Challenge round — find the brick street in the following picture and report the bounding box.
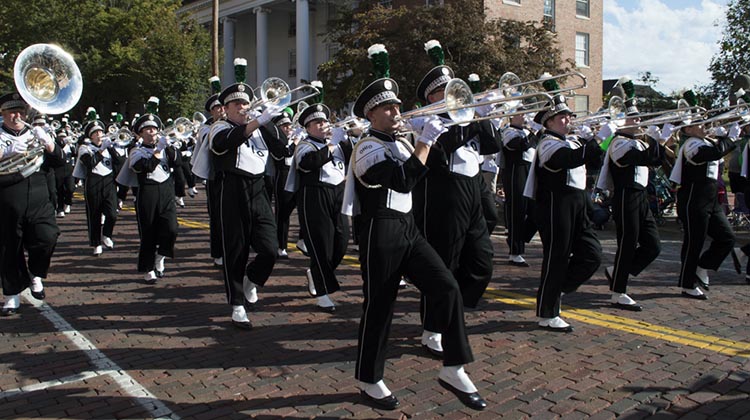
[1,186,750,419]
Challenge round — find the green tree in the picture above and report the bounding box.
[317,0,572,112]
[0,0,210,121]
[705,0,749,106]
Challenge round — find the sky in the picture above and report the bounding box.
[603,0,731,94]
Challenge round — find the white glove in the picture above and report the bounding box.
[1,140,27,158]
[32,126,54,148]
[645,125,661,141]
[290,126,305,143]
[574,125,594,141]
[728,122,741,141]
[329,127,346,145]
[406,116,427,134]
[256,104,284,126]
[99,137,113,151]
[660,123,678,141]
[416,116,447,147]
[476,92,503,117]
[709,126,727,138]
[155,136,168,152]
[524,114,543,132]
[595,122,617,141]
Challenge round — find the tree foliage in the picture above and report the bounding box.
[705,0,750,106]
[317,0,572,113]
[0,0,210,121]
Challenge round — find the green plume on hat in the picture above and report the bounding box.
[311,80,324,104]
[683,90,698,107]
[146,96,159,114]
[234,58,247,83]
[367,44,390,79]
[209,76,221,94]
[115,113,123,123]
[540,72,559,92]
[86,107,97,121]
[467,73,481,94]
[282,107,294,118]
[424,40,445,66]
[617,76,635,99]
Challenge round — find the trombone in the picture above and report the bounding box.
[484,71,588,102]
[443,91,554,128]
[249,77,320,111]
[395,78,476,126]
[677,99,748,129]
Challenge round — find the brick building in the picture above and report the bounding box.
[180,0,602,112]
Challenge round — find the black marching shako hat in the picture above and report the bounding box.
[219,58,255,106]
[205,76,222,112]
[84,120,105,138]
[353,78,402,119]
[273,107,294,127]
[535,94,574,126]
[417,65,454,104]
[298,103,331,127]
[617,76,640,117]
[133,96,163,133]
[0,92,26,112]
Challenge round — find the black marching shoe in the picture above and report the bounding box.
[1,307,18,316]
[612,302,642,312]
[359,390,400,410]
[681,291,708,300]
[438,379,487,411]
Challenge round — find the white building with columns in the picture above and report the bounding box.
[179,0,340,91]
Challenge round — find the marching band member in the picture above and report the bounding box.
[0,92,63,315]
[285,103,351,312]
[192,76,225,267]
[413,41,498,357]
[502,112,539,267]
[54,128,76,218]
[596,87,671,311]
[129,99,180,284]
[74,119,121,256]
[670,91,738,299]
[523,92,605,332]
[344,44,486,411]
[266,109,298,259]
[209,58,283,330]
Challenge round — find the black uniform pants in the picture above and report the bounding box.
[416,174,493,310]
[84,175,118,247]
[274,166,296,250]
[536,189,601,318]
[355,216,473,383]
[113,162,129,202]
[610,188,661,293]
[54,165,74,211]
[0,173,59,295]
[206,178,223,259]
[298,184,348,296]
[676,182,735,288]
[218,172,278,306]
[136,180,178,272]
[503,163,537,255]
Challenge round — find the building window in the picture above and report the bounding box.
[576,0,590,18]
[379,0,392,8]
[426,0,444,5]
[543,0,555,32]
[503,0,521,5]
[575,32,589,67]
[574,95,589,114]
[288,14,296,37]
[289,50,296,78]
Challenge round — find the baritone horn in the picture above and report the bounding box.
[0,43,83,177]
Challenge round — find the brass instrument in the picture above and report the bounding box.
[0,44,82,177]
[396,78,476,127]
[249,77,321,110]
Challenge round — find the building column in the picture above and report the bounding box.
[254,7,270,86]
[222,17,236,84]
[295,0,310,86]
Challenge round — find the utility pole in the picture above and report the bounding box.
[212,0,219,76]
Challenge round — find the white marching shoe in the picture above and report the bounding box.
[421,330,443,357]
[243,276,258,304]
[306,269,317,296]
[56,211,65,218]
[610,293,642,311]
[538,316,573,332]
[189,187,199,196]
[30,277,45,300]
[144,270,158,284]
[681,287,707,300]
[231,305,252,330]
[2,294,20,316]
[64,204,71,214]
[296,239,308,256]
[93,245,103,256]
[213,257,223,267]
[277,248,289,259]
[176,197,185,208]
[155,254,166,277]
[316,294,336,312]
[102,236,114,249]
